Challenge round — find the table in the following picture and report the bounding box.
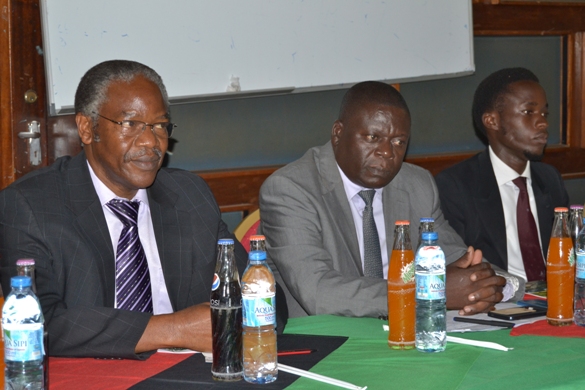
[285,315,585,390]
[48,315,585,390]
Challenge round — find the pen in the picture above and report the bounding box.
[453,317,515,329]
[277,349,316,356]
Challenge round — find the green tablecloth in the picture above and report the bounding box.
[284,315,585,390]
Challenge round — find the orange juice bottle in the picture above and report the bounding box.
[547,207,575,326]
[387,220,415,349]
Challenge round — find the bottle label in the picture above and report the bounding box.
[242,293,276,327]
[415,245,445,300]
[415,273,445,300]
[401,262,415,284]
[569,248,576,267]
[3,323,44,362]
[577,252,585,279]
[211,273,220,291]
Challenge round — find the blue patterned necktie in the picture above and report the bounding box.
[106,199,153,313]
[358,190,384,278]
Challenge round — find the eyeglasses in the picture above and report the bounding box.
[92,112,175,138]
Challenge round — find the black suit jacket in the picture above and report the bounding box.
[435,149,569,273]
[0,151,249,359]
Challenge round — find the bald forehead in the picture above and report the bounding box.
[339,81,410,122]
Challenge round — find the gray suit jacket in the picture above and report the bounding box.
[259,141,473,318]
[0,151,247,359]
[435,149,569,273]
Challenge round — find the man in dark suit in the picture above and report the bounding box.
[0,60,249,359]
[436,68,569,283]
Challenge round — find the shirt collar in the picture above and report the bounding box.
[336,164,383,201]
[489,145,532,187]
[87,161,149,207]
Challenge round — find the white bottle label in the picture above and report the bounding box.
[415,246,446,300]
[576,252,585,279]
[242,293,276,327]
[3,323,44,362]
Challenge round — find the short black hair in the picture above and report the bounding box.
[338,81,410,122]
[472,67,539,136]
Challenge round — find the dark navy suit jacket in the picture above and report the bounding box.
[435,149,569,273]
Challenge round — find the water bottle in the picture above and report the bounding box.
[417,218,434,250]
[415,231,446,353]
[2,276,44,390]
[14,259,48,389]
[569,205,584,251]
[16,260,36,295]
[574,218,585,327]
[249,235,266,252]
[210,239,243,381]
[241,250,277,384]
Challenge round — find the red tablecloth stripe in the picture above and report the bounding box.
[511,319,585,338]
[48,353,193,389]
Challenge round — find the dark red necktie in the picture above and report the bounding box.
[513,177,546,281]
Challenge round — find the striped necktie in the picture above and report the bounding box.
[358,189,384,278]
[106,199,153,313]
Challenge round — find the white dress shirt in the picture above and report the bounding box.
[489,146,543,282]
[337,166,389,279]
[88,163,173,314]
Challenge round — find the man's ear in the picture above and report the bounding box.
[482,110,499,133]
[76,113,94,145]
[331,120,343,147]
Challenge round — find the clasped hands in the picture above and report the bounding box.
[446,247,506,316]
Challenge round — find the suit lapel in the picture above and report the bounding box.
[147,171,188,311]
[65,151,116,306]
[531,166,554,253]
[475,150,508,268]
[383,178,410,242]
[319,142,363,275]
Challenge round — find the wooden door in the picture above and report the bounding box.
[0,0,80,190]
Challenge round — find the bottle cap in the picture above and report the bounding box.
[16,259,35,266]
[570,204,584,210]
[395,220,410,225]
[422,232,438,241]
[217,238,234,245]
[249,250,267,261]
[419,218,434,223]
[554,207,568,213]
[249,235,265,241]
[11,276,32,288]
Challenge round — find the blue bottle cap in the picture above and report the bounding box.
[420,218,434,223]
[249,250,266,261]
[217,238,234,245]
[422,232,438,241]
[11,276,32,288]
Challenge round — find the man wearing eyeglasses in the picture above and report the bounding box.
[0,60,251,359]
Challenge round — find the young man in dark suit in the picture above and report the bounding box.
[436,68,569,284]
[0,60,254,359]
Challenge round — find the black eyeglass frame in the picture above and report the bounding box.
[92,111,176,138]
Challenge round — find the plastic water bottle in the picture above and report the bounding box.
[417,218,434,250]
[574,218,585,327]
[415,231,446,353]
[569,205,584,251]
[210,239,243,381]
[2,276,44,389]
[241,250,277,384]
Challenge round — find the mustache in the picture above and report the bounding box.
[124,147,163,162]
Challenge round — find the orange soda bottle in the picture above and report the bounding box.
[387,220,415,349]
[546,207,575,326]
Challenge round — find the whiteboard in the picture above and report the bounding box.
[40,0,474,114]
